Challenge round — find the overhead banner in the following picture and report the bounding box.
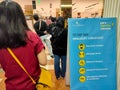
[68,18,117,90]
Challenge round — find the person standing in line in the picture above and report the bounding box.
[0,1,47,90]
[48,17,56,35]
[45,16,52,26]
[33,14,54,58]
[50,16,67,79]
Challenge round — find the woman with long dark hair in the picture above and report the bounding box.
[50,16,67,79]
[0,1,47,90]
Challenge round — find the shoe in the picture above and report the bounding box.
[61,77,64,80]
[57,76,64,80]
[57,77,61,80]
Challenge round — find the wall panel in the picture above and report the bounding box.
[103,0,120,90]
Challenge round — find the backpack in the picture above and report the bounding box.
[50,26,64,49]
[48,23,56,34]
[51,26,63,38]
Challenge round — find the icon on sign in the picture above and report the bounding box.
[79,68,86,74]
[79,60,86,66]
[79,76,86,83]
[78,43,85,50]
[78,51,85,58]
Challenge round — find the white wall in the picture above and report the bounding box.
[103,0,120,90]
[35,0,60,17]
[0,0,60,17]
[72,0,103,18]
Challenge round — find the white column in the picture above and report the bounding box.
[103,0,120,90]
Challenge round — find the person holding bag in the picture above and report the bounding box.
[33,14,54,58]
[0,1,50,90]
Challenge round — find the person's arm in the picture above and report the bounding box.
[37,48,47,66]
[0,64,1,68]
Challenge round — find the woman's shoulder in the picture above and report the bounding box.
[26,30,40,41]
[27,30,37,35]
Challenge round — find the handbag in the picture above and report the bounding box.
[36,67,53,89]
[7,48,53,90]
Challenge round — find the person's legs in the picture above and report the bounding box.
[44,35,53,57]
[54,55,61,79]
[61,55,67,78]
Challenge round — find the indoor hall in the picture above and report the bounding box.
[0,0,120,90]
[0,0,70,89]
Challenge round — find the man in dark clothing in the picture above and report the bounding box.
[33,14,54,57]
[33,14,47,36]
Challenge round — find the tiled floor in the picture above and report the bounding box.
[0,49,70,90]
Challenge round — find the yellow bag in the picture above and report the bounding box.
[36,67,53,90]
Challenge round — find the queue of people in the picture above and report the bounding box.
[0,0,68,90]
[33,14,68,80]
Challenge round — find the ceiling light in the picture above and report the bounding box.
[61,4,72,8]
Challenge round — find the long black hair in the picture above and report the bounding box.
[0,1,30,49]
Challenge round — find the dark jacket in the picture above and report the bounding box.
[47,17,56,34]
[51,28,67,55]
[50,17,67,56]
[48,22,56,34]
[34,20,48,36]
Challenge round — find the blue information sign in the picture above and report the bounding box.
[68,18,117,90]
